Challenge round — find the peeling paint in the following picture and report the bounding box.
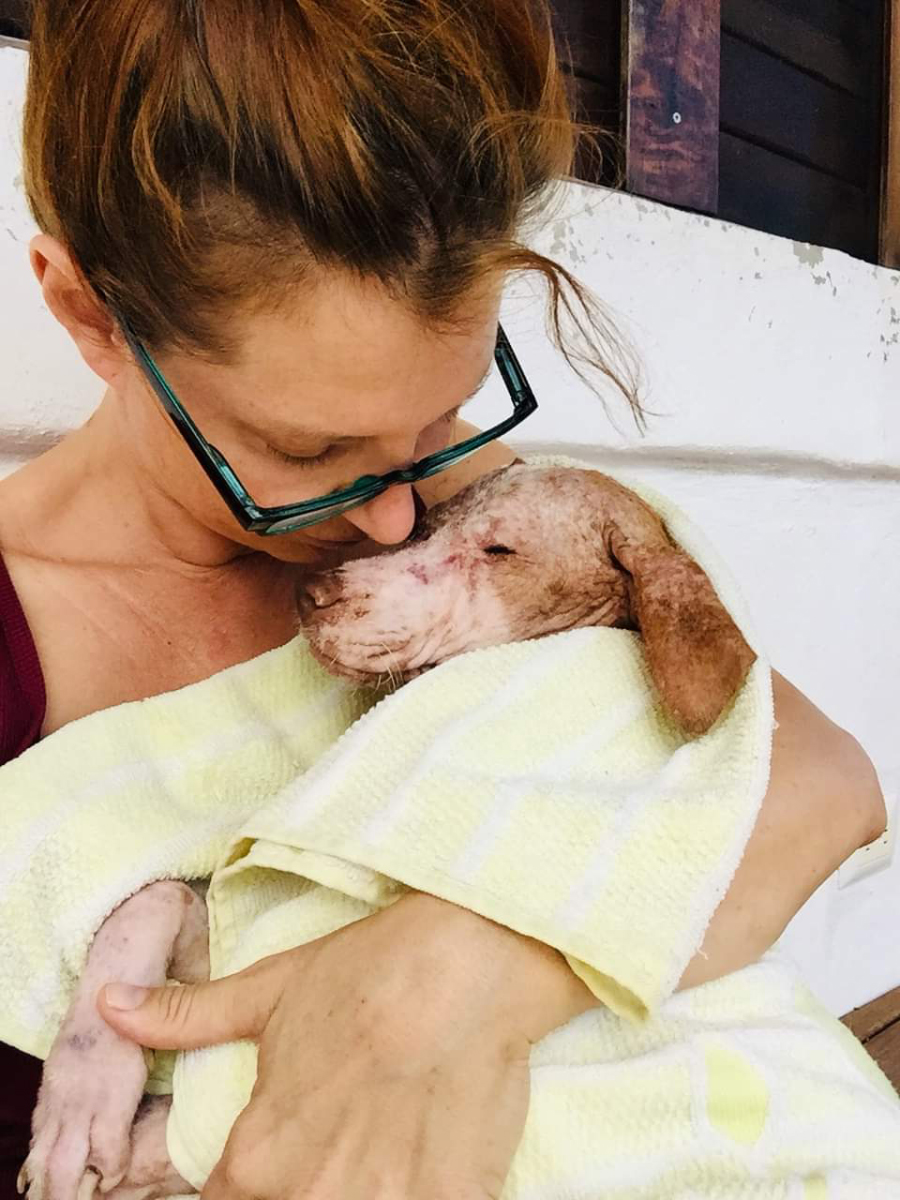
[812,269,838,297]
[792,242,825,270]
[548,217,571,260]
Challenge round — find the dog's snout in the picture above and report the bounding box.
[299,574,345,615]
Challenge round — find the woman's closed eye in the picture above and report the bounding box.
[266,443,343,469]
[266,406,462,470]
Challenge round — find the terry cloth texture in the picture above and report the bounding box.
[1,456,898,1197]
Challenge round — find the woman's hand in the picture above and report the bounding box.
[98,892,595,1200]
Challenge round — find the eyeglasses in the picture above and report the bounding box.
[107,302,538,535]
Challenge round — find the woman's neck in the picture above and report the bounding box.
[0,396,278,577]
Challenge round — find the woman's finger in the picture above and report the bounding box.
[95,952,290,1050]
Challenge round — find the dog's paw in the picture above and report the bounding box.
[19,1020,148,1200]
[102,1097,196,1200]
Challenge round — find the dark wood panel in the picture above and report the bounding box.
[624,0,721,215]
[879,0,900,265]
[718,131,875,260]
[550,0,621,85]
[722,0,874,96]
[842,986,900,1042]
[720,32,871,186]
[566,73,624,187]
[0,0,28,39]
[841,0,880,14]
[866,1024,900,1093]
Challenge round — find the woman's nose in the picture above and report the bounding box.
[344,483,419,545]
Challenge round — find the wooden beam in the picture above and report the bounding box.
[564,73,624,189]
[880,0,900,266]
[865,1023,900,1092]
[550,1,623,187]
[551,0,621,85]
[624,0,721,214]
[842,985,900,1044]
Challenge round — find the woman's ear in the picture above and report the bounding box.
[29,234,128,384]
[608,528,757,736]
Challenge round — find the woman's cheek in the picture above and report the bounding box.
[414,417,456,460]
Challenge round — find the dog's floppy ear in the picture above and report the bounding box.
[607,527,757,737]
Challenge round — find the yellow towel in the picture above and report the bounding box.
[2,456,898,1197]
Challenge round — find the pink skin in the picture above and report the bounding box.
[24,465,755,1200]
[21,882,208,1200]
[299,464,756,735]
[298,464,634,682]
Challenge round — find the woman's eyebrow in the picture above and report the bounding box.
[272,360,494,445]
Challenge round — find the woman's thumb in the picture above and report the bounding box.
[96,957,286,1050]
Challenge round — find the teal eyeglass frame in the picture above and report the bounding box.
[108,301,538,536]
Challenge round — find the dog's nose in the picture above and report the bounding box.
[300,574,345,614]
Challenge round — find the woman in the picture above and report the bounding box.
[0,1,885,1197]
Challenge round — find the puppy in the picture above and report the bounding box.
[21,464,755,1200]
[300,464,755,736]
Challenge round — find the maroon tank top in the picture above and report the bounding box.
[0,553,46,1199]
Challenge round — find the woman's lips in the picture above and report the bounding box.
[306,534,368,549]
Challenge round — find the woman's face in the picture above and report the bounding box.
[121,273,505,566]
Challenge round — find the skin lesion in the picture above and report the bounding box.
[65,1031,99,1053]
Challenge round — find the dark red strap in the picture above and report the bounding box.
[0,552,45,763]
[0,555,46,1188]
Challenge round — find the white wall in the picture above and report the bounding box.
[2,42,898,1016]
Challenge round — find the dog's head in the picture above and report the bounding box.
[298,465,756,735]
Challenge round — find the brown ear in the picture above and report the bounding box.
[608,530,757,737]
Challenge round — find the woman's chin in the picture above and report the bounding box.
[258,536,370,568]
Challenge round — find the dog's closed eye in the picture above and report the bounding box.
[484,544,516,556]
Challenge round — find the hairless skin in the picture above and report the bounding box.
[301,465,756,736]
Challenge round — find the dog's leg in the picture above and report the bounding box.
[20,881,209,1200]
[100,1096,196,1200]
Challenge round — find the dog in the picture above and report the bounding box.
[21,463,755,1200]
[299,464,755,736]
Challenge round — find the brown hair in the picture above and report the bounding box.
[22,0,643,423]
